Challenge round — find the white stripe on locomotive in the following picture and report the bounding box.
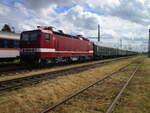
[21,48,93,53]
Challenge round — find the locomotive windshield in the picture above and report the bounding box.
[21,32,40,41]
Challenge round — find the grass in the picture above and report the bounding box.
[0,56,140,113]
[50,58,141,113]
[0,59,19,65]
[112,57,150,113]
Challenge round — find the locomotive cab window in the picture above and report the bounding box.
[30,32,39,41]
[21,32,40,41]
[21,33,29,41]
[45,33,50,40]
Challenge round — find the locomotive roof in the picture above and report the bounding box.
[22,29,89,41]
[0,31,20,40]
[53,31,89,41]
[35,26,89,41]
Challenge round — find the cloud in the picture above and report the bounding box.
[51,5,147,43]
[22,0,74,10]
[21,0,83,16]
[14,2,30,16]
[20,0,85,17]
[0,0,149,52]
[109,0,150,25]
[87,0,150,26]
[61,5,99,30]
[87,0,120,9]
[0,4,10,16]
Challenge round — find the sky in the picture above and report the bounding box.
[0,0,149,52]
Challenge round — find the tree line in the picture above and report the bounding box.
[1,24,15,33]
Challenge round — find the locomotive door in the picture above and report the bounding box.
[44,33,53,48]
[53,35,58,57]
[44,33,53,57]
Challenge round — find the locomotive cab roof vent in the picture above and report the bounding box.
[37,26,53,31]
[77,35,89,41]
[77,35,83,37]
[58,30,64,34]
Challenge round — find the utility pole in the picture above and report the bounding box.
[148,29,150,57]
[120,39,122,49]
[98,24,100,42]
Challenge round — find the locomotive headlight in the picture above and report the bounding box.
[34,48,37,52]
[20,49,22,52]
[31,48,34,52]
[33,48,38,52]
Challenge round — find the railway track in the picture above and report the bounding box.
[39,57,143,113]
[0,61,29,76]
[0,60,91,76]
[0,56,134,93]
[0,65,27,76]
[0,59,108,76]
[0,56,134,77]
[105,65,141,113]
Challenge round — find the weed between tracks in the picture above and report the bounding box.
[0,57,139,113]
[112,57,150,113]
[50,60,140,113]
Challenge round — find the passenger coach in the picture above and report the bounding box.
[0,31,20,61]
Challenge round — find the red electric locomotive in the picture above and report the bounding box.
[20,26,93,65]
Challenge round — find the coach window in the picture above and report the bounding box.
[3,40,8,48]
[8,40,14,48]
[0,39,3,48]
[45,33,50,40]
[14,40,19,48]
[0,39,4,48]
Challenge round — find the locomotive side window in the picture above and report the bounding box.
[45,33,50,40]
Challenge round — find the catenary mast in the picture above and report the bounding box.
[148,29,150,57]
